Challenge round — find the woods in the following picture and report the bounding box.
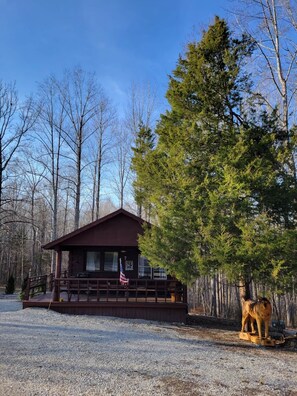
[0,68,133,285]
[0,3,296,325]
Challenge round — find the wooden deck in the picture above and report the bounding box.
[23,276,188,323]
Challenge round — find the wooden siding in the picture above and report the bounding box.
[23,300,188,323]
[69,249,84,276]
[43,210,146,249]
[63,214,142,246]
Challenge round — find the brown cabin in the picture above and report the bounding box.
[43,208,166,281]
[23,209,188,323]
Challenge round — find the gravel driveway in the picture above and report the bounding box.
[0,298,296,396]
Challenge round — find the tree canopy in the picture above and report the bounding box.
[133,17,297,297]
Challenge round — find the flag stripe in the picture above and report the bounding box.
[119,260,129,285]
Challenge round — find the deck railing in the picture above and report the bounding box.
[24,274,186,304]
[24,275,48,300]
[54,277,186,304]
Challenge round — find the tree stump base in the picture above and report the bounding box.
[239,331,284,347]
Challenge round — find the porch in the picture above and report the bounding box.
[23,274,188,323]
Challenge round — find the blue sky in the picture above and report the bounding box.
[0,0,227,114]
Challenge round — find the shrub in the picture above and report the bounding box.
[5,274,15,294]
[19,275,29,300]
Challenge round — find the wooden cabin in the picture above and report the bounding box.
[23,209,188,322]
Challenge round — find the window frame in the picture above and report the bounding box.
[104,251,119,272]
[85,251,101,272]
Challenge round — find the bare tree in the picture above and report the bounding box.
[56,68,103,230]
[125,81,157,135]
[0,168,28,285]
[22,158,46,275]
[124,82,158,216]
[232,0,297,177]
[34,76,68,242]
[62,180,72,235]
[111,125,133,209]
[89,95,116,220]
[0,81,37,224]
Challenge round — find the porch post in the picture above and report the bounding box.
[53,248,62,301]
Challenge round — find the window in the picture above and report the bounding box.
[86,251,101,271]
[138,256,167,279]
[138,256,152,278]
[104,252,118,272]
[153,268,167,279]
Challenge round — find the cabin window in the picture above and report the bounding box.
[138,255,167,279]
[138,256,152,278]
[104,251,118,272]
[86,251,101,271]
[153,268,167,279]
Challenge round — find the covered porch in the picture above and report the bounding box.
[23,274,188,322]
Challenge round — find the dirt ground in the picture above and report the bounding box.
[183,314,297,351]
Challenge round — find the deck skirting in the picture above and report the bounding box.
[23,300,188,323]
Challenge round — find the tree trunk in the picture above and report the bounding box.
[95,144,102,219]
[211,274,217,317]
[74,130,82,230]
[239,277,251,301]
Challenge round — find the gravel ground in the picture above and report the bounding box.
[0,298,296,396]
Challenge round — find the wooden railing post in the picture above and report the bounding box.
[53,249,62,301]
[48,273,54,291]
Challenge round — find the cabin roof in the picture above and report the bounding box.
[43,208,149,250]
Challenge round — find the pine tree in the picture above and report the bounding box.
[137,17,297,297]
[131,122,155,218]
[5,274,15,294]
[138,17,252,282]
[197,111,297,295]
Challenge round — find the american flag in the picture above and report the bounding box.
[119,259,129,286]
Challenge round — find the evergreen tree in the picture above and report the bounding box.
[196,111,297,295]
[131,122,155,218]
[137,17,297,297]
[19,275,29,300]
[5,274,15,294]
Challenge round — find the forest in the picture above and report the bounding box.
[1,1,296,324]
